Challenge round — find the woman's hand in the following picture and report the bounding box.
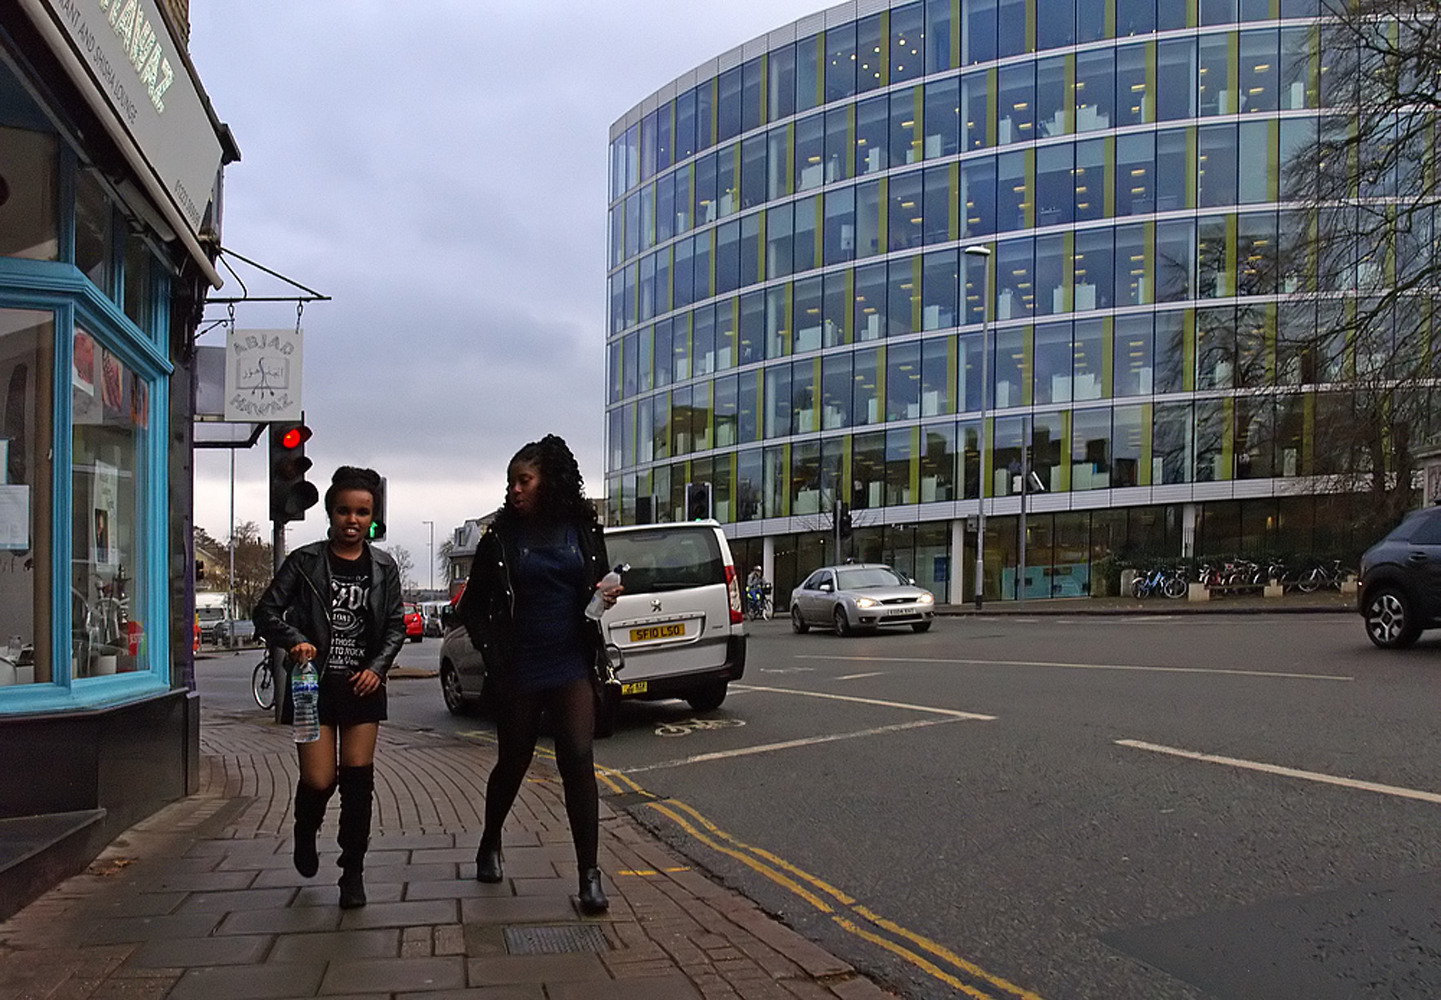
[290,641,318,664]
[601,583,624,609]
[351,668,383,697]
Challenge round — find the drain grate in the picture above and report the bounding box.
[504,924,609,955]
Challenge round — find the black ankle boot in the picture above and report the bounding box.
[475,842,503,883]
[337,765,373,909]
[578,867,608,914]
[292,782,334,878]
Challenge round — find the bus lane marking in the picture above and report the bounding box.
[1117,739,1441,805]
[796,654,1352,682]
[837,671,886,680]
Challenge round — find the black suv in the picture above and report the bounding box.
[1358,506,1441,648]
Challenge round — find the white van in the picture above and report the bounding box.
[438,520,747,735]
[195,592,230,644]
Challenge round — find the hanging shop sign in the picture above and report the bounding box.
[224,328,304,422]
[19,0,226,281]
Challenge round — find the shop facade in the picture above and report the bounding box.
[604,0,1419,602]
[0,0,235,916]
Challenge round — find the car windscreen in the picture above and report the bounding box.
[836,567,907,589]
[606,527,726,594]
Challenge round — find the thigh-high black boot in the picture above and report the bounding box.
[337,764,374,908]
[292,781,335,877]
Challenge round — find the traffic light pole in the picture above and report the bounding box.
[270,518,286,722]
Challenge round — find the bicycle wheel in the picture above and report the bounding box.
[252,659,275,710]
[761,595,774,621]
[1296,567,1322,594]
[1163,575,1188,599]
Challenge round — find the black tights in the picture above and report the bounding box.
[480,677,598,869]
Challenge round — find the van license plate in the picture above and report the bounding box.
[621,680,648,695]
[629,623,686,643]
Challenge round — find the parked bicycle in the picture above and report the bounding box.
[1296,559,1351,593]
[1129,566,1188,599]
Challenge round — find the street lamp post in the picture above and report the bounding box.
[963,244,992,610]
[422,520,434,595]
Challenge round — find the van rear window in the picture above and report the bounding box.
[607,527,725,594]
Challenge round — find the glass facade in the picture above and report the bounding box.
[606,0,1415,600]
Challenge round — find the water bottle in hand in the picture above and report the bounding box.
[585,563,629,620]
[292,659,320,743]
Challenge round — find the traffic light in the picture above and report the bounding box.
[367,476,387,541]
[685,482,712,520]
[268,421,318,523]
[837,502,853,539]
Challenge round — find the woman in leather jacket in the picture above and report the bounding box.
[254,466,404,909]
[457,435,620,914]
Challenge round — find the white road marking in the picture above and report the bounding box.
[795,654,1352,682]
[837,671,886,681]
[613,718,971,774]
[733,683,996,719]
[1117,739,1441,805]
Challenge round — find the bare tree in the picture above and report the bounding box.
[1273,1,1441,538]
[384,545,415,596]
[210,521,272,616]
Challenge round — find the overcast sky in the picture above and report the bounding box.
[186,1,823,587]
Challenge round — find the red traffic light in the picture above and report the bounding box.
[279,425,312,450]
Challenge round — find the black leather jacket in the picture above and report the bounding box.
[456,514,608,676]
[253,540,405,679]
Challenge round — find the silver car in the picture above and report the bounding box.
[789,563,935,636]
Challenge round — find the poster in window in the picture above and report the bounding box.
[92,460,118,568]
[101,349,125,420]
[73,331,95,396]
[130,376,148,430]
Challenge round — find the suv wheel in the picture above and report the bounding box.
[1363,587,1421,649]
[686,681,727,713]
[440,662,472,716]
[791,605,809,634]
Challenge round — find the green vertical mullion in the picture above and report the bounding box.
[1301,392,1315,475]
[1186,0,1198,28]
[1267,118,1280,202]
[1143,221,1155,305]
[1025,0,1037,53]
[1021,324,1035,407]
[786,122,796,197]
[986,68,998,147]
[946,334,958,414]
[875,344,887,422]
[878,177,890,255]
[1220,396,1235,480]
[704,228,716,300]
[1263,301,1277,385]
[1058,410,1072,492]
[1145,41,1157,123]
[1224,214,1238,298]
[880,10,891,88]
[1184,127,1197,208]
[1065,54,1076,135]
[846,104,857,177]
[1227,33,1240,116]
[1062,231,1075,313]
[911,256,923,332]
[811,33,826,107]
[1100,316,1114,399]
[909,424,921,498]
[1139,403,1153,486]
[949,0,961,69]
[757,212,767,283]
[1023,148,1036,228]
[840,433,853,506]
[1102,136,1116,218]
[760,52,769,128]
[912,85,925,164]
[1182,310,1196,391]
[948,163,960,240]
[708,77,719,149]
[844,269,856,344]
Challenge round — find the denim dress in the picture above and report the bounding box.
[505,521,590,693]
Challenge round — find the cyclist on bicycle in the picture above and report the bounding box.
[745,566,769,618]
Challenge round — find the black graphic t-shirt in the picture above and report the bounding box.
[326,549,372,675]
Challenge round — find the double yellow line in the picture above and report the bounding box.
[596,763,1044,1000]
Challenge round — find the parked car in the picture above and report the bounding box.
[213,617,257,646]
[1358,506,1441,648]
[789,563,935,636]
[439,520,747,734]
[403,602,423,642]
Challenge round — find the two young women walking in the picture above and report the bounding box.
[254,437,619,914]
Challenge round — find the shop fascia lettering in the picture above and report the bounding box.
[97,0,174,113]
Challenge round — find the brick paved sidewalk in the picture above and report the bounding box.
[0,706,893,999]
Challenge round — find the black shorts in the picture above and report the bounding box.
[281,669,387,727]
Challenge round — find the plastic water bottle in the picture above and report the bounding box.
[585,563,629,620]
[292,660,320,743]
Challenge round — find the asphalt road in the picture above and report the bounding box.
[196,615,1441,1000]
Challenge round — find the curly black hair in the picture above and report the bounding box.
[324,465,382,516]
[500,434,597,525]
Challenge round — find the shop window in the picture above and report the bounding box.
[0,127,60,261]
[71,328,152,679]
[0,310,54,689]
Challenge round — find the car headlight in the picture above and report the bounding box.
[856,597,878,609]
[917,592,935,604]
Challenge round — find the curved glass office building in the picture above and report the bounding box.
[606,0,1370,602]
